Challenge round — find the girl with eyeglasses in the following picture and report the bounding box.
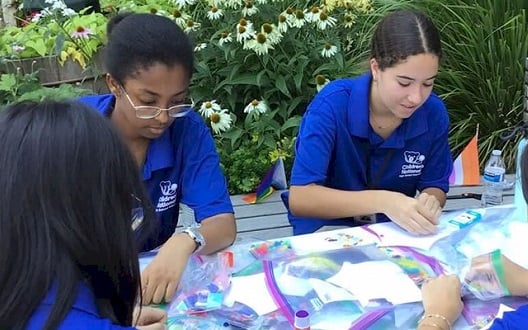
[79,13,236,305]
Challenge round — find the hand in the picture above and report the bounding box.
[467,252,528,297]
[421,275,463,327]
[141,234,195,305]
[133,306,167,327]
[384,192,440,235]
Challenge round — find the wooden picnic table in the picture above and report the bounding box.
[231,175,516,241]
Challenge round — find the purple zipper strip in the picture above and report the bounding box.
[349,307,393,329]
[361,225,382,241]
[395,246,445,275]
[262,260,295,325]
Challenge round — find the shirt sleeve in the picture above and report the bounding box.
[417,97,453,193]
[179,117,234,222]
[491,304,528,330]
[290,91,343,186]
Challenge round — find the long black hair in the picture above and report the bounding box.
[0,101,149,329]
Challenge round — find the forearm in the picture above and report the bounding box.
[197,213,236,254]
[289,184,398,219]
[422,187,447,207]
[503,256,528,296]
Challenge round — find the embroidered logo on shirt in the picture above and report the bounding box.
[399,151,425,178]
[156,180,178,212]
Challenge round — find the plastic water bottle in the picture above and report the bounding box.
[481,150,506,207]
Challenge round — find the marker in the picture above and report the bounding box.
[294,310,311,330]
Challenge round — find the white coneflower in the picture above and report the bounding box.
[260,23,282,45]
[241,0,258,17]
[173,0,196,7]
[245,32,274,55]
[12,44,25,53]
[210,110,233,134]
[184,19,201,33]
[70,26,93,39]
[280,7,295,27]
[223,0,243,9]
[343,12,356,28]
[321,43,338,58]
[218,32,233,46]
[277,14,288,33]
[206,6,223,20]
[194,43,207,52]
[316,11,337,30]
[199,100,222,117]
[172,9,191,28]
[236,19,255,43]
[304,5,320,23]
[315,74,330,92]
[244,99,268,115]
[290,9,307,28]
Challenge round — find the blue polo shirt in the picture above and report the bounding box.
[287,73,452,235]
[79,95,234,251]
[27,283,136,329]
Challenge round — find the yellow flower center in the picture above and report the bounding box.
[295,10,304,19]
[76,26,86,33]
[324,43,332,50]
[245,0,253,9]
[211,6,218,13]
[239,18,247,26]
[186,20,194,27]
[315,75,327,85]
[262,23,273,34]
[286,7,293,15]
[251,99,259,106]
[210,113,220,123]
[205,102,212,108]
[173,9,181,18]
[221,32,228,38]
[149,7,157,14]
[320,11,328,21]
[310,6,319,14]
[256,33,267,44]
[238,26,246,34]
[278,14,286,23]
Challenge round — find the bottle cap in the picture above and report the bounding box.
[492,149,502,156]
[294,310,310,329]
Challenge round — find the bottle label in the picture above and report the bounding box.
[484,167,505,183]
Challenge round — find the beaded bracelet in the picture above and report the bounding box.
[418,313,452,330]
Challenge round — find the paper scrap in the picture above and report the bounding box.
[224,273,278,316]
[327,261,422,306]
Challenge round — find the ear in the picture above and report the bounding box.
[370,58,380,81]
[106,74,121,96]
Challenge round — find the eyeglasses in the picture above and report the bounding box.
[121,88,194,119]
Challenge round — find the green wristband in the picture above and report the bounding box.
[491,249,510,296]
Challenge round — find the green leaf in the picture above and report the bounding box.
[275,75,290,97]
[0,74,16,92]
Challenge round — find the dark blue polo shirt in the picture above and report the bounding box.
[27,283,136,329]
[287,73,452,235]
[79,95,234,250]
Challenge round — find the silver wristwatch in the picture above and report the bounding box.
[181,225,205,253]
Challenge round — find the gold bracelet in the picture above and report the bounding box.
[418,321,445,329]
[418,314,452,330]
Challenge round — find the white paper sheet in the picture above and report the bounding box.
[224,273,278,315]
[327,261,422,306]
[366,219,458,251]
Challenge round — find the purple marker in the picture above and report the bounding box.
[294,310,311,330]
